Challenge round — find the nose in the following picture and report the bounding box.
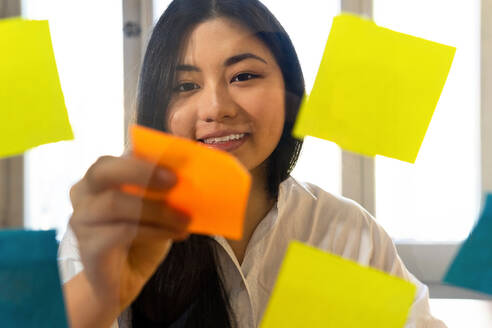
[197,82,237,123]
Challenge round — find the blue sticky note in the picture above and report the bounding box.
[0,229,68,327]
[443,193,492,296]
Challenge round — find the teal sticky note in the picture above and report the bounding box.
[443,193,492,296]
[0,229,68,327]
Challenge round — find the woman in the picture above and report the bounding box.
[59,0,446,327]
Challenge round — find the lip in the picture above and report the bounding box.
[199,133,250,152]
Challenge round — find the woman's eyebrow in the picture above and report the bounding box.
[176,53,267,72]
[224,53,268,66]
[176,64,200,72]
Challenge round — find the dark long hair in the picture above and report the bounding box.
[130,0,305,326]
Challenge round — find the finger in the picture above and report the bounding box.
[70,180,89,210]
[72,220,186,253]
[98,221,189,241]
[84,155,177,194]
[133,225,190,243]
[81,190,191,232]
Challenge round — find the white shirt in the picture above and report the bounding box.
[58,176,447,327]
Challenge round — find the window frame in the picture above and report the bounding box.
[0,0,23,229]
[122,0,154,144]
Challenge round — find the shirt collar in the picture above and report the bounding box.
[211,176,292,266]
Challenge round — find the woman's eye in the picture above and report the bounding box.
[230,73,259,83]
[175,82,200,92]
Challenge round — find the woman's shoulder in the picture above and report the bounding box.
[277,177,445,328]
[279,176,375,228]
[278,176,392,268]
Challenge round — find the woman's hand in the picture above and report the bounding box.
[69,155,190,314]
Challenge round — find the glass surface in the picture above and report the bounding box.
[23,0,124,238]
[262,1,341,195]
[374,0,481,241]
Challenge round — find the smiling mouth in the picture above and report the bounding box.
[198,133,249,152]
[200,133,246,144]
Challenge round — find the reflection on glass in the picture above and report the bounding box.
[374,0,481,241]
[23,0,124,238]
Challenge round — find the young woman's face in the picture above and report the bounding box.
[167,18,285,171]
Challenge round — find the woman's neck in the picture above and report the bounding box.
[226,162,275,265]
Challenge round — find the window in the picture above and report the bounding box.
[373,0,481,242]
[18,0,487,298]
[22,0,124,239]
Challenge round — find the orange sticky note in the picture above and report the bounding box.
[125,124,251,240]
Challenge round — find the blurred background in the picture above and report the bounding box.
[0,0,491,325]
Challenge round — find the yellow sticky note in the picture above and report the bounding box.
[293,13,455,163]
[260,241,417,328]
[0,19,73,158]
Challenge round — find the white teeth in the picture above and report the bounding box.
[203,133,245,144]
